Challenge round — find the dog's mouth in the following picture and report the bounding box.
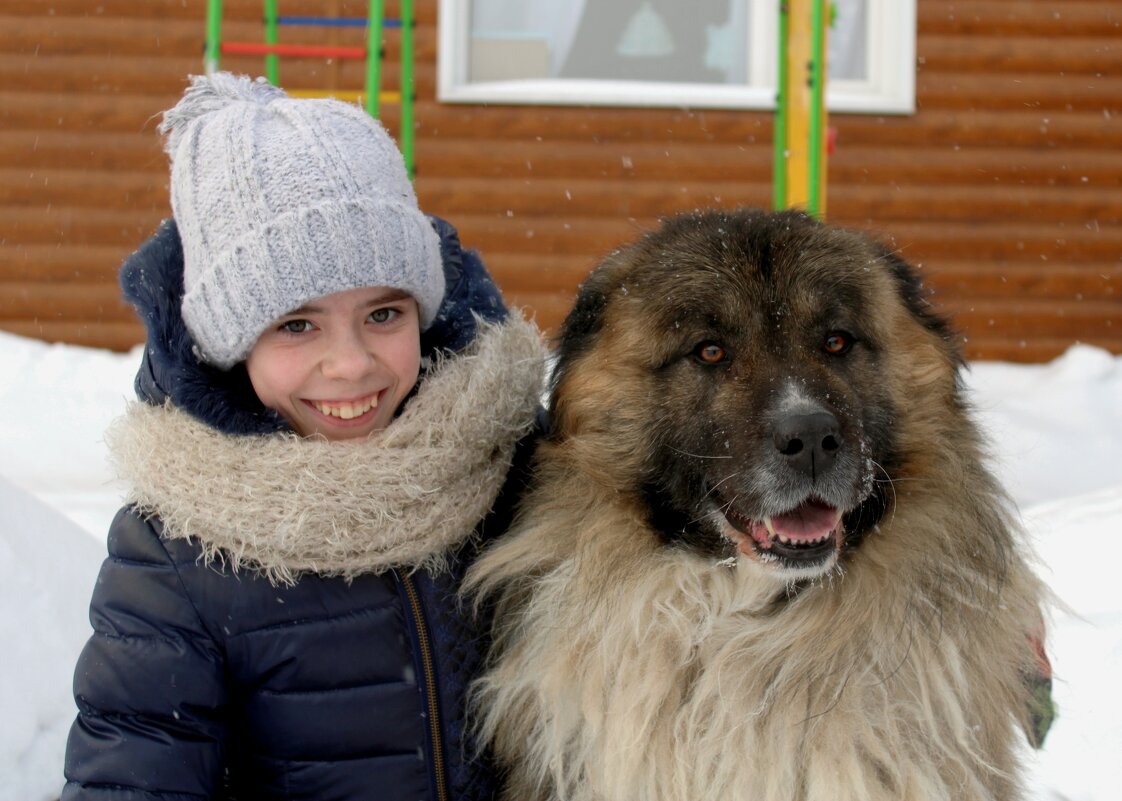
[720,498,844,569]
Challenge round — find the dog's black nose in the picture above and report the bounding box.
[773,411,841,480]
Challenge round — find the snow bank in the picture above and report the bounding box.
[0,477,102,800]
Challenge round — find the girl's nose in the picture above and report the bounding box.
[321,329,374,380]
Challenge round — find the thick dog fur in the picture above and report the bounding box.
[466,209,1048,801]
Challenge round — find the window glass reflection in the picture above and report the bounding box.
[468,0,867,85]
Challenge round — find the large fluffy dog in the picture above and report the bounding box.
[467,209,1048,801]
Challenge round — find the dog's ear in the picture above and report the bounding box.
[551,269,612,391]
[878,245,963,368]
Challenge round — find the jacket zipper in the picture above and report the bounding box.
[397,570,448,801]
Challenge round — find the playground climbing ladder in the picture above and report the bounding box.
[203,0,416,177]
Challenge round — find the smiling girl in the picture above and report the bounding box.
[61,73,546,801]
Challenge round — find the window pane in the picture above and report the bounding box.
[469,0,750,85]
[829,0,867,81]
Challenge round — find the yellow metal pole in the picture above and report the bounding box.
[785,0,812,211]
[777,0,829,217]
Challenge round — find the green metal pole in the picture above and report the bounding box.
[205,0,222,74]
[401,0,415,178]
[773,1,789,210]
[807,0,825,217]
[263,0,279,84]
[366,0,384,117]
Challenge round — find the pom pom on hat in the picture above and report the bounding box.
[160,72,444,369]
[159,73,286,159]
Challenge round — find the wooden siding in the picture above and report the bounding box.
[1,0,1118,361]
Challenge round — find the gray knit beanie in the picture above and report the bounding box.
[159,72,444,369]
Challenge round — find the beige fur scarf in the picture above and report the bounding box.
[107,315,547,585]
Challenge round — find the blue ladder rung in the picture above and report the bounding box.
[275,16,403,29]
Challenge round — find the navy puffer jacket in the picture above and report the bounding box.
[62,218,542,801]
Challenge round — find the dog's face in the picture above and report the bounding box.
[551,209,959,581]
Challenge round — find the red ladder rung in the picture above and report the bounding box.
[221,41,367,59]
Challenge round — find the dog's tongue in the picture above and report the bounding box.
[768,500,839,542]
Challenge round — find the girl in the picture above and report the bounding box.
[62,73,546,800]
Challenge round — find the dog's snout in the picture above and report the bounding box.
[773,411,841,479]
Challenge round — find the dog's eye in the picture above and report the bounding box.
[823,331,853,355]
[694,342,727,364]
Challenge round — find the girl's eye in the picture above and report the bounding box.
[824,331,853,355]
[694,342,727,365]
[369,308,398,324]
[281,319,314,334]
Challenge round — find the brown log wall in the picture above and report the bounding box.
[1,0,1118,361]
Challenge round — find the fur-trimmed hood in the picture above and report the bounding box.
[111,217,547,582]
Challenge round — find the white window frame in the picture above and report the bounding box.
[437,1,915,115]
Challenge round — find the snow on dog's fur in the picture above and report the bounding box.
[466,209,1048,801]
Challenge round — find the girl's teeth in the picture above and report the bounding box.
[315,396,378,419]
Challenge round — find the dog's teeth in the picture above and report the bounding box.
[764,518,777,540]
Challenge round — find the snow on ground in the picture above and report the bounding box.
[0,330,1119,801]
